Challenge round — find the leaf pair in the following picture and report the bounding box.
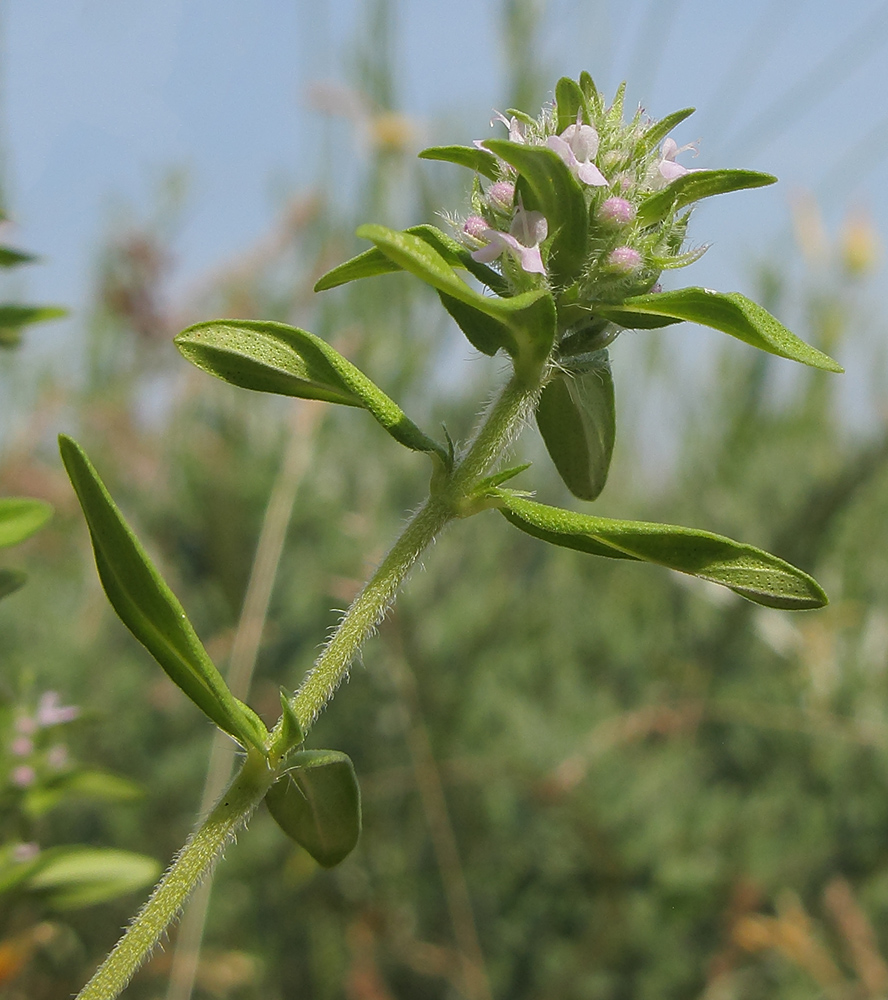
[497,494,827,610]
[60,436,364,867]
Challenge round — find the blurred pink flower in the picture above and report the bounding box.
[11,765,36,788]
[36,692,79,728]
[11,736,33,757]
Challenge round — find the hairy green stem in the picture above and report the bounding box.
[77,369,540,1000]
[74,751,275,1000]
[281,368,540,741]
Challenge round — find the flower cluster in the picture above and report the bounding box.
[459,88,703,312]
[5,691,78,790]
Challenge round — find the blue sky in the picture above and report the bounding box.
[2,0,887,387]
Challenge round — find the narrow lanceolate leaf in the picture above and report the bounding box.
[0,305,67,347]
[498,494,828,610]
[596,288,843,372]
[0,304,67,330]
[0,498,53,548]
[482,139,588,285]
[418,144,500,180]
[356,225,556,368]
[0,246,39,268]
[58,436,268,751]
[535,357,616,501]
[175,320,444,457]
[555,76,587,131]
[637,169,777,226]
[265,750,361,868]
[314,224,507,295]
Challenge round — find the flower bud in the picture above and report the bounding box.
[487,181,515,212]
[463,216,489,240]
[607,246,642,273]
[598,197,636,226]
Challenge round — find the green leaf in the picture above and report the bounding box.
[0,246,39,268]
[498,495,828,609]
[58,435,268,751]
[535,355,616,501]
[596,288,843,372]
[0,305,67,347]
[418,144,500,180]
[355,225,556,369]
[25,771,144,817]
[639,108,696,154]
[638,169,777,226]
[555,76,587,131]
[482,139,588,284]
[25,846,161,910]
[175,319,444,457]
[265,750,361,868]
[0,568,26,600]
[314,224,507,296]
[0,498,53,548]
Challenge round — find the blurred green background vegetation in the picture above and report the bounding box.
[3,2,888,998]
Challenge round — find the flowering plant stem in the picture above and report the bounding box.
[278,369,540,740]
[75,748,275,1000]
[75,370,538,1000]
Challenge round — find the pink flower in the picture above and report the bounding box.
[490,111,525,144]
[471,202,548,275]
[11,765,36,788]
[15,715,37,736]
[656,138,699,184]
[547,120,607,187]
[47,744,69,770]
[36,692,79,728]
[11,736,33,757]
[474,111,525,152]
